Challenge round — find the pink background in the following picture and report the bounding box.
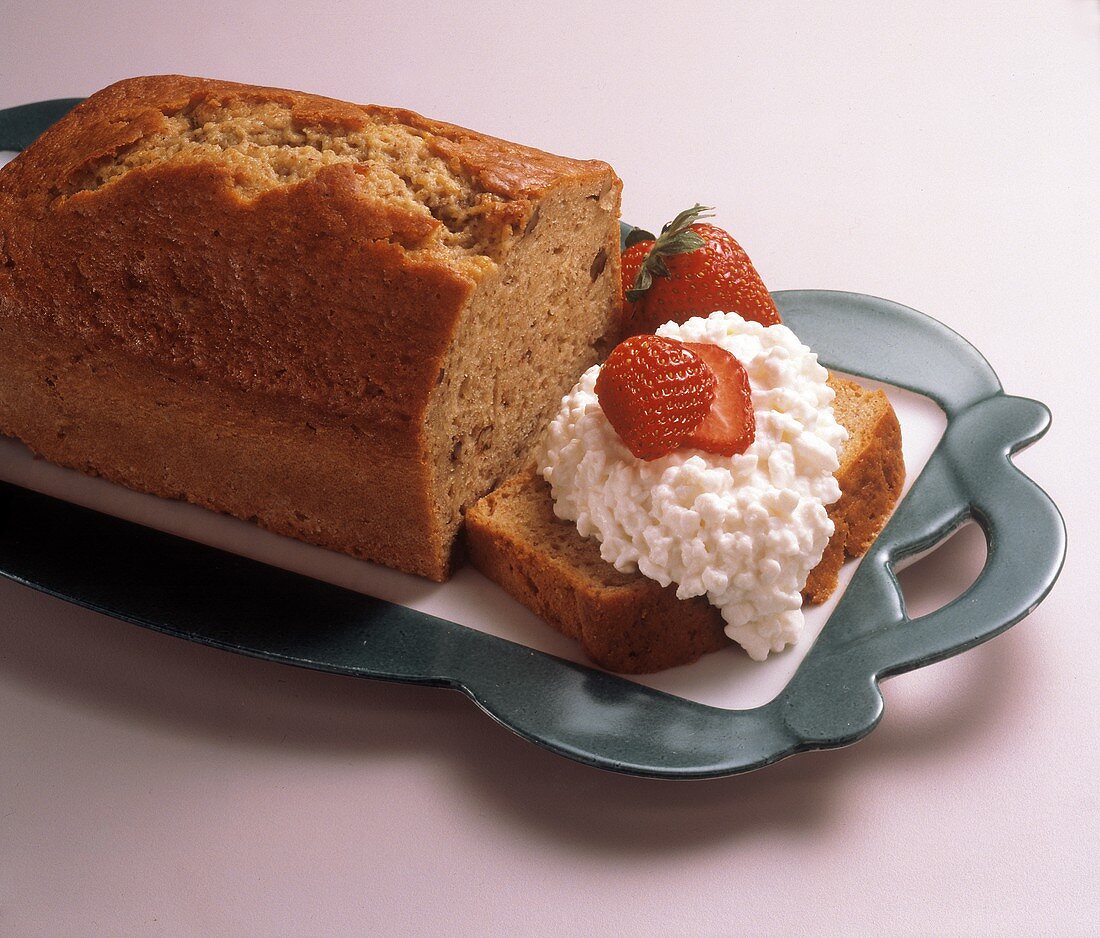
[1,2,1096,934]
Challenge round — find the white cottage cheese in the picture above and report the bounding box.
[538,312,846,661]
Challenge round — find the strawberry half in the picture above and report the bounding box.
[595,335,716,461]
[681,341,756,457]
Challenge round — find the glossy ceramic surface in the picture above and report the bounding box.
[0,100,1066,777]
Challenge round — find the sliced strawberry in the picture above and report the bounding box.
[681,341,755,456]
[595,335,716,461]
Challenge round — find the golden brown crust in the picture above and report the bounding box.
[0,323,442,573]
[0,75,622,580]
[465,376,905,672]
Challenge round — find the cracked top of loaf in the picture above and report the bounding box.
[2,74,614,274]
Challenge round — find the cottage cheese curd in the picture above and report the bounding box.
[538,312,846,661]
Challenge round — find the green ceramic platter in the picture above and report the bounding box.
[0,99,1066,777]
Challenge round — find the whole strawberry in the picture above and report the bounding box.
[595,334,716,461]
[621,205,781,336]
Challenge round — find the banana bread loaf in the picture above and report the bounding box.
[0,75,622,579]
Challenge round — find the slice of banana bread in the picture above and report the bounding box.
[0,75,622,580]
[465,377,904,672]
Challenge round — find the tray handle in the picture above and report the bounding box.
[871,393,1063,672]
[784,393,1065,744]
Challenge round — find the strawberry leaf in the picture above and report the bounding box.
[626,204,715,301]
[650,254,671,278]
[658,230,705,256]
[659,204,715,237]
[624,227,657,248]
[626,265,653,302]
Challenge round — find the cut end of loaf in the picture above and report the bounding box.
[426,172,622,570]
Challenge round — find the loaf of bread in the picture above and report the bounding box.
[465,377,905,672]
[0,75,622,580]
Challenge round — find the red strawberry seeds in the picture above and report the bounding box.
[681,341,756,457]
[596,334,756,461]
[595,335,716,461]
